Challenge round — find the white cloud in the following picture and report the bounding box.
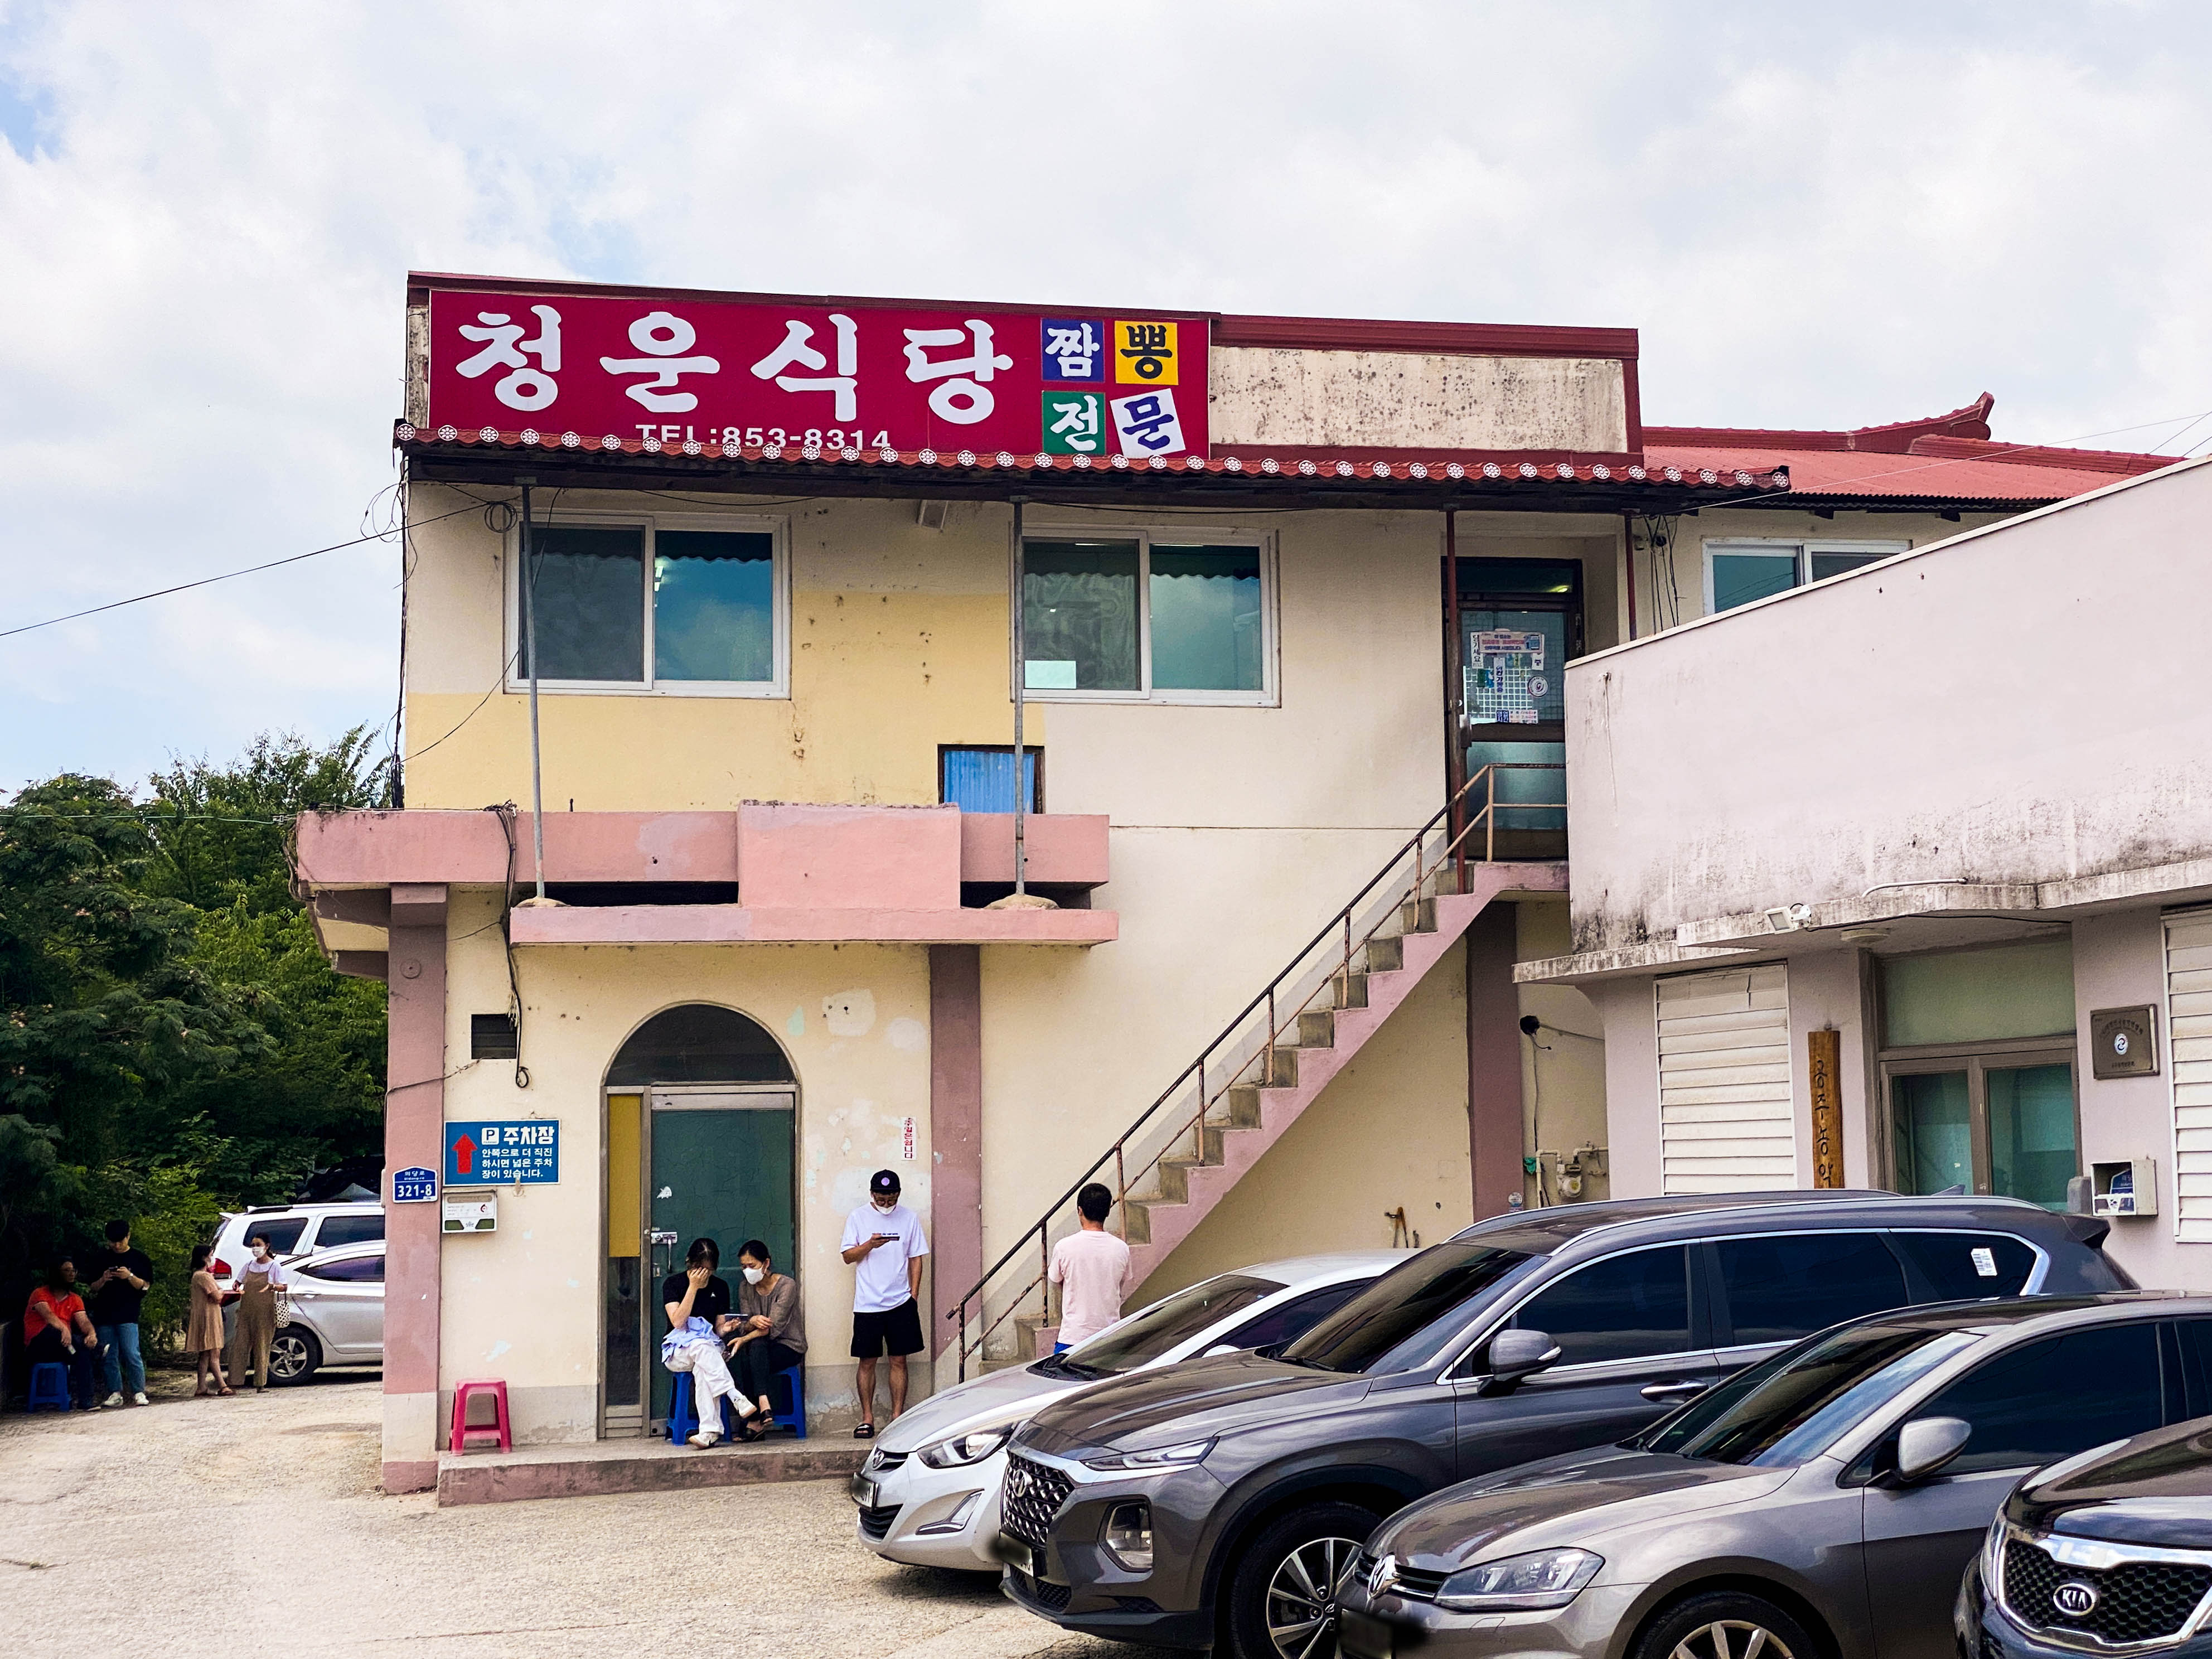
[2,0,2208,790]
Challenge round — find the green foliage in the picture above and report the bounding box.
[1,730,389,1355]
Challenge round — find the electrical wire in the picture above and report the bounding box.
[0,500,485,642]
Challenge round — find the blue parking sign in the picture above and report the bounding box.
[390,1165,438,1204]
[445,1120,559,1186]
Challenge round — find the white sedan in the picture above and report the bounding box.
[851,1252,1397,1570]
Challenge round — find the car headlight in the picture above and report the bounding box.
[1435,1548,1604,1612]
[917,1427,1013,1469]
[1082,1438,1214,1473]
[1983,1513,2008,1583]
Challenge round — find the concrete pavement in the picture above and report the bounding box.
[0,1372,1123,1659]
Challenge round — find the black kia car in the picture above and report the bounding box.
[996,1191,2133,1659]
[1961,1412,2212,1659]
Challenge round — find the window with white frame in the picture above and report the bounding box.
[507,515,788,695]
[1019,530,1274,704]
[1705,539,1909,616]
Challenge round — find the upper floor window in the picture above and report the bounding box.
[509,515,787,696]
[1019,530,1274,705]
[1705,539,1906,615]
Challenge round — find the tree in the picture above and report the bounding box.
[0,733,392,1355]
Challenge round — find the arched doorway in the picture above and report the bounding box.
[602,1004,797,1436]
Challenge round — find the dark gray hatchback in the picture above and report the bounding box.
[1000,1192,2133,1659]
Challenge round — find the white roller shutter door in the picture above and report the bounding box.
[2166,913,2212,1240]
[1656,964,1796,1193]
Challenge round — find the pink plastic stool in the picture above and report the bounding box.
[449,1378,512,1453]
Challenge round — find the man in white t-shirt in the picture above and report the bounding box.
[1048,1183,1132,1352]
[839,1168,930,1436]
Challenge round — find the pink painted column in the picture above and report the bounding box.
[382,884,448,1492]
[1464,904,1526,1221]
[928,945,984,1356]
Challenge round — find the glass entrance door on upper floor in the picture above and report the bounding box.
[1453,560,1578,859]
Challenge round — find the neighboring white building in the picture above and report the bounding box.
[1521,453,2212,1292]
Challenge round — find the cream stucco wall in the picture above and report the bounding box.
[1136,939,1474,1298]
[1517,900,1609,1206]
[437,889,936,1440]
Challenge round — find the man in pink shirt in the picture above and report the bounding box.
[1048,1183,1133,1353]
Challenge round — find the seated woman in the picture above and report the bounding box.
[22,1257,103,1410]
[660,1237,761,1448]
[726,1239,806,1431]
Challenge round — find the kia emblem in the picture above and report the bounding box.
[2054,1580,2100,1618]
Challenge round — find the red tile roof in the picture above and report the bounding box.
[1646,394,2172,505]
[394,422,1790,492]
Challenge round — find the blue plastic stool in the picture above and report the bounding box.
[27,1362,71,1413]
[665,1371,735,1444]
[773,1363,807,1439]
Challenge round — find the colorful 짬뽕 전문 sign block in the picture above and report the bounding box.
[424,288,1209,457]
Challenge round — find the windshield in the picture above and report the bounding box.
[1062,1273,1282,1375]
[1281,1243,1535,1375]
[1639,1324,1982,1467]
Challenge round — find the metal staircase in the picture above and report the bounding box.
[947,764,1566,1378]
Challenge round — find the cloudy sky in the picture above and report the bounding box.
[3,1,2208,795]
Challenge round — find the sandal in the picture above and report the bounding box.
[854,1422,875,1438]
[218,1388,235,1397]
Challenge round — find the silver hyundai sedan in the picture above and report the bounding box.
[1338,1294,2212,1659]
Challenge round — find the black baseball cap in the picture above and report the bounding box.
[870,1169,901,1196]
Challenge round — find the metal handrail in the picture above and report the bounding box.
[947,762,1565,1377]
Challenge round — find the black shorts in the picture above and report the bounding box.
[850,1298,924,1358]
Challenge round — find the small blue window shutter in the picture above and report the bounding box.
[942,749,1039,813]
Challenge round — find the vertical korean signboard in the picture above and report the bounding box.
[424,290,1210,460]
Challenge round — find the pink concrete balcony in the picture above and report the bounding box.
[296,805,1115,954]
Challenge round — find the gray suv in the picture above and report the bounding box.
[999,1192,2133,1658]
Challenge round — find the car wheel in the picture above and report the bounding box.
[1227,1500,1378,1659]
[1633,1590,1819,1659]
[267,1328,322,1386]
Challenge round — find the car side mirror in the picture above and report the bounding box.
[1896,1416,1972,1483]
[1482,1328,1563,1390]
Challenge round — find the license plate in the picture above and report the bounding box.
[849,1474,879,1508]
[1340,1609,1394,1659]
[1002,1536,1035,1576]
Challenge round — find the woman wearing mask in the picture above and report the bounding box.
[229,1234,290,1392]
[660,1238,761,1447]
[727,1240,806,1431]
[186,1245,233,1396]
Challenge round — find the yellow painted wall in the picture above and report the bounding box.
[403,488,1034,810]
[1138,939,1474,1298]
[436,888,935,1442]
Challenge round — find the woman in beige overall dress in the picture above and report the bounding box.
[229,1235,288,1392]
[187,1244,233,1396]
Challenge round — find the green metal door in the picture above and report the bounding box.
[646,1089,796,1425]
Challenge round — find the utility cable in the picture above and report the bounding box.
[0,500,483,642]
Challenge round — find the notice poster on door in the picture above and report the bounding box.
[1468,630,1546,725]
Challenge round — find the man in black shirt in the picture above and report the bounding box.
[89,1219,153,1408]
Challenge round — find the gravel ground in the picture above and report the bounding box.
[1,1371,1129,1659]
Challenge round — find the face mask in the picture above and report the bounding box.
[873,1197,896,1212]
[742,1266,764,1285]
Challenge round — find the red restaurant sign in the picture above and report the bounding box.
[425,288,1210,460]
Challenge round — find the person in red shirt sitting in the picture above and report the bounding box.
[23,1257,104,1410]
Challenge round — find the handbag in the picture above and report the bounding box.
[273,1280,293,1329]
